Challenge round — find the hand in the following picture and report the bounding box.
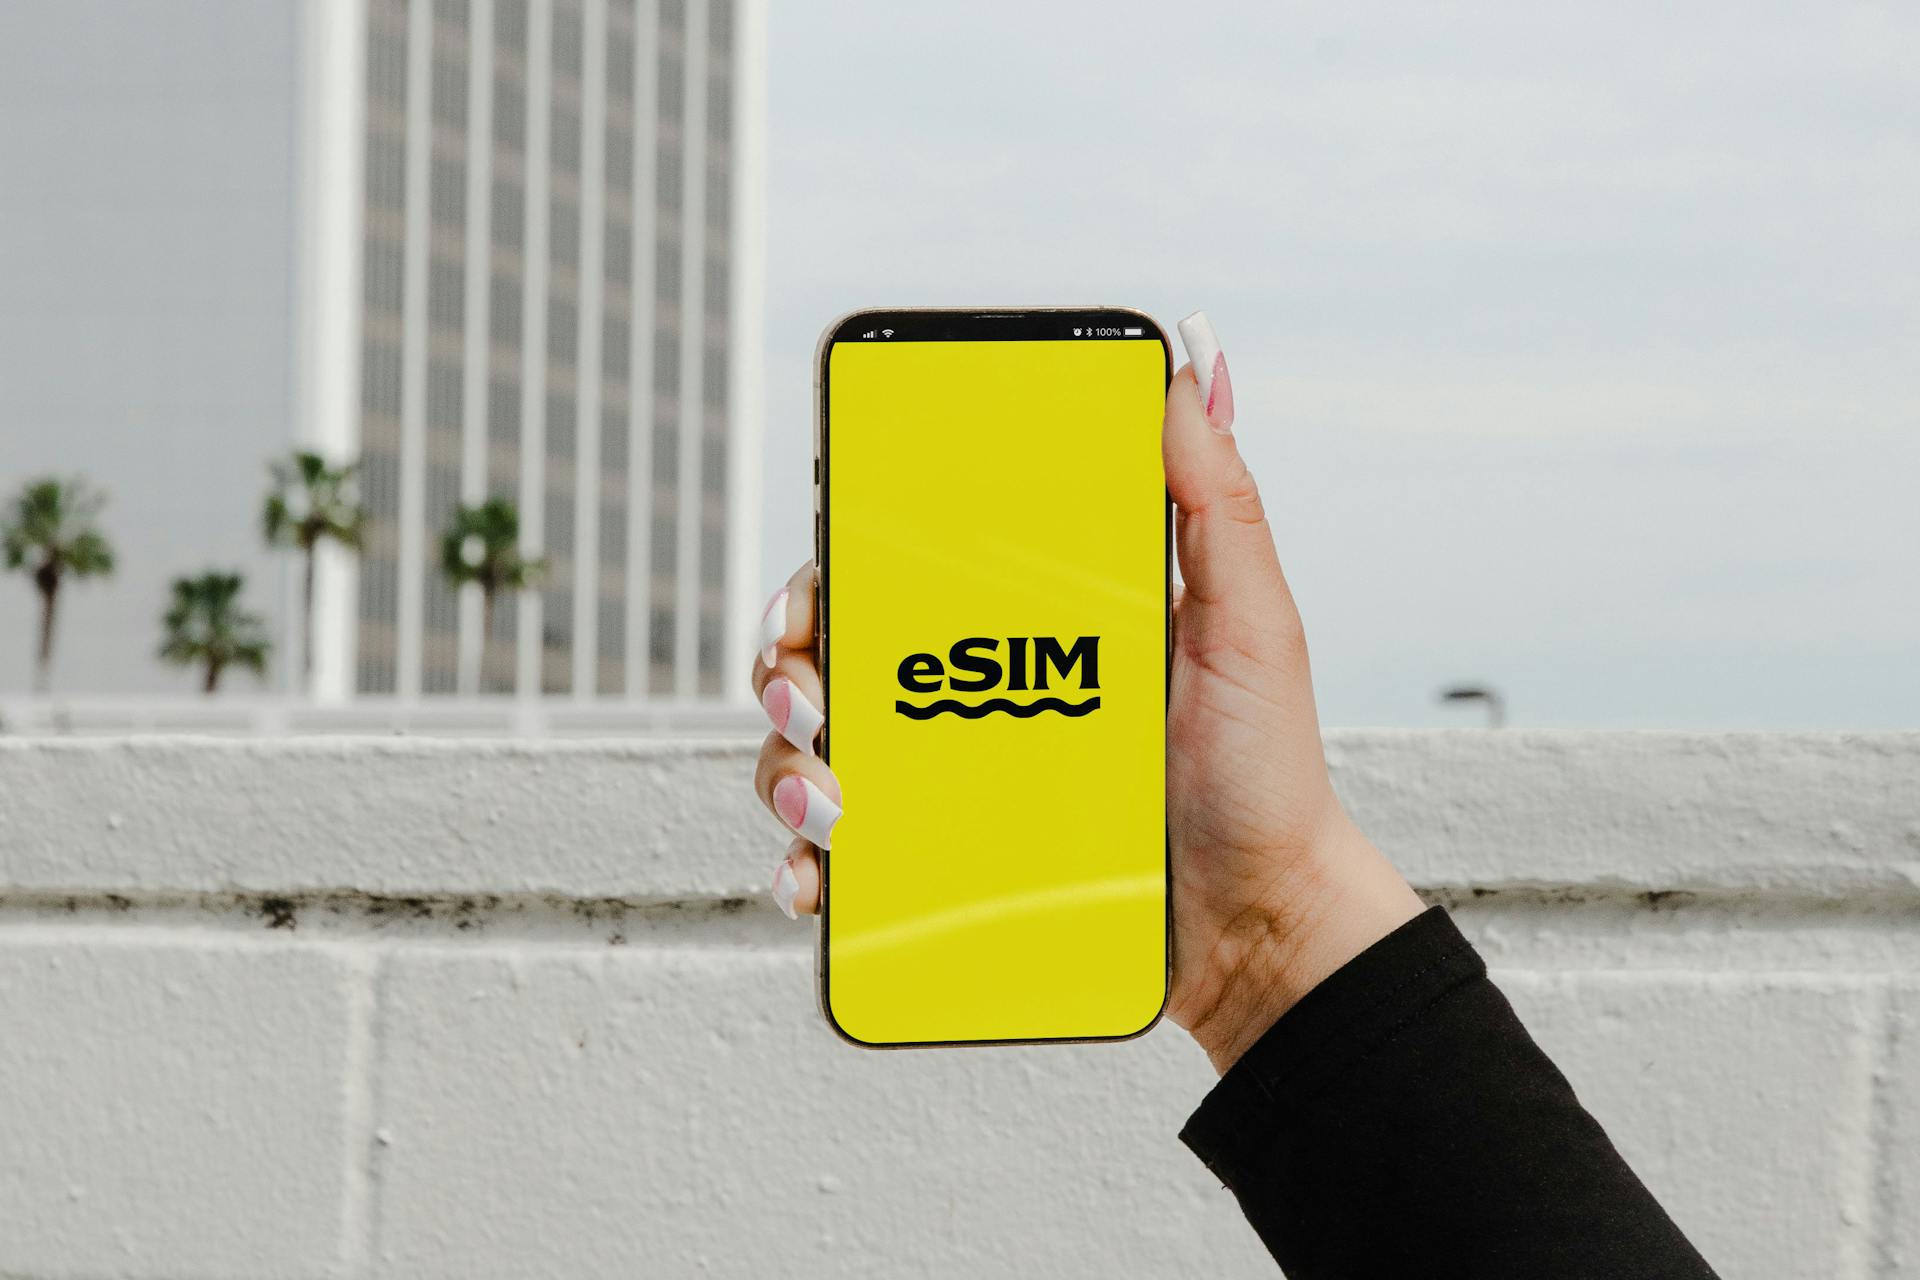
[750,317,1424,1072]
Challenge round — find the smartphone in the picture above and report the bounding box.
[814,307,1171,1048]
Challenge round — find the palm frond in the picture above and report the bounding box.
[157,570,271,681]
[2,476,115,581]
[263,450,365,554]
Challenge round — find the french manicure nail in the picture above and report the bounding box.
[773,774,841,849]
[760,588,789,667]
[1177,310,1235,433]
[772,859,800,919]
[762,677,824,753]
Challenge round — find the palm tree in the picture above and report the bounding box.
[439,498,543,690]
[263,451,363,687]
[2,477,116,694]
[158,571,272,694]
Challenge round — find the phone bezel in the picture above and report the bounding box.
[810,306,1174,1050]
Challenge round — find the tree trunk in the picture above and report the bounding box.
[480,588,497,692]
[301,542,317,690]
[33,568,58,696]
[204,658,224,695]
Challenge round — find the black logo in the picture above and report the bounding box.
[895,636,1100,719]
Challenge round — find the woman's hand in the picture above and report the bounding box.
[750,316,1424,1073]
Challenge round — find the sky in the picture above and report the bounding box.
[762,0,1920,728]
[1,1,1914,726]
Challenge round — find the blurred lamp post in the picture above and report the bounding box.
[1439,684,1506,728]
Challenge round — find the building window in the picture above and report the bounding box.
[603,223,632,288]
[364,239,405,315]
[547,298,577,364]
[551,105,583,177]
[599,499,627,566]
[552,4,585,78]
[602,316,630,380]
[546,391,577,456]
[428,360,463,429]
[490,275,522,345]
[367,135,406,212]
[492,79,525,149]
[431,155,467,227]
[488,376,521,445]
[432,50,469,128]
[495,0,528,52]
[549,195,581,269]
[649,604,675,689]
[430,258,465,334]
[491,177,524,250]
[361,339,403,417]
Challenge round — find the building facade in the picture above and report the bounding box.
[301,0,763,703]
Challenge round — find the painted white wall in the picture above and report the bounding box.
[0,731,1915,1278]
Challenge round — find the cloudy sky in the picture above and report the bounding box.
[762,0,1920,728]
[2,2,1914,726]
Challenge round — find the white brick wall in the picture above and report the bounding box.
[1,734,1916,1278]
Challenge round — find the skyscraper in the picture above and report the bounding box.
[306,0,763,703]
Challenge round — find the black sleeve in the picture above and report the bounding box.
[1180,906,1719,1279]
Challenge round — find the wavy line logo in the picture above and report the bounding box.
[895,695,1102,720]
[894,635,1102,721]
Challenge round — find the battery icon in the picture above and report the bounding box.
[1122,327,1143,336]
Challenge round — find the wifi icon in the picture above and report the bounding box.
[881,329,894,338]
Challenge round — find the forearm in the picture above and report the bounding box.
[1182,813,1427,1075]
[1182,907,1720,1279]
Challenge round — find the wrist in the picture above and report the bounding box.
[1187,814,1425,1074]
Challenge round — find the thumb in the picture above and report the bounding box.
[1163,313,1286,607]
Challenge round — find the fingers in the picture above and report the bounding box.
[756,738,835,919]
[755,560,831,920]
[755,731,842,848]
[756,561,817,670]
[1164,315,1287,609]
[1177,310,1236,434]
[751,563,825,753]
[756,658,825,753]
[771,838,822,918]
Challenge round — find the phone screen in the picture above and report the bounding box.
[818,312,1169,1046]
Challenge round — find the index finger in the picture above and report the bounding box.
[757,560,818,669]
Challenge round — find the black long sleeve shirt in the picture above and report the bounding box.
[1181,907,1720,1279]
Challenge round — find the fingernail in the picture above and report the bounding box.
[760,588,788,667]
[1177,310,1235,433]
[773,774,841,849]
[762,676,824,754]
[772,859,801,919]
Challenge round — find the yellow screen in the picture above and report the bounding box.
[822,335,1168,1046]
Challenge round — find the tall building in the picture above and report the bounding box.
[0,0,762,704]
[308,0,763,702]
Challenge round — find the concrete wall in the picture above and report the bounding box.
[0,732,1915,1278]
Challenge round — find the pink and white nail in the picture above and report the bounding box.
[772,859,801,920]
[762,676,824,753]
[772,775,841,849]
[1177,310,1235,433]
[760,588,788,667]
